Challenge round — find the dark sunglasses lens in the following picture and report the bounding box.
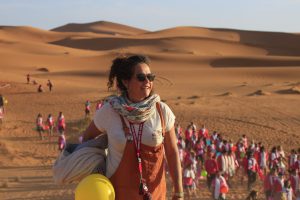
[136,74,155,82]
[146,74,155,81]
[136,74,146,81]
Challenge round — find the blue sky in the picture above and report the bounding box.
[0,0,299,32]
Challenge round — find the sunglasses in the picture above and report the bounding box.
[136,73,155,82]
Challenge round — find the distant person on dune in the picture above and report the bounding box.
[82,55,183,200]
[37,84,43,93]
[26,74,30,84]
[85,100,91,117]
[47,80,53,92]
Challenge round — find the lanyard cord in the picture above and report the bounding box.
[129,122,144,181]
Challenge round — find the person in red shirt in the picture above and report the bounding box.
[185,126,193,147]
[289,169,299,197]
[205,152,219,189]
[46,114,54,137]
[199,124,209,139]
[272,172,285,200]
[264,168,276,200]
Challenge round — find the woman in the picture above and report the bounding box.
[82,55,183,200]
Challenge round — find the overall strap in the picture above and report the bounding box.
[156,102,166,137]
[119,115,130,137]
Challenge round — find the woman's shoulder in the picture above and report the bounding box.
[157,101,173,113]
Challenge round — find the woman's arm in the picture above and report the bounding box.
[82,121,104,142]
[164,126,183,199]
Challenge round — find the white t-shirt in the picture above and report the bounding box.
[94,102,176,178]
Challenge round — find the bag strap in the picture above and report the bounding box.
[119,115,131,138]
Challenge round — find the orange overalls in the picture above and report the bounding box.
[110,103,167,200]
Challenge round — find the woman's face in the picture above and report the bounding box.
[124,63,154,102]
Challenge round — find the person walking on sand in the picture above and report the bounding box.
[36,113,44,140]
[205,152,219,189]
[46,114,54,137]
[37,84,43,93]
[58,133,66,152]
[247,152,259,190]
[57,112,65,135]
[26,74,30,84]
[211,171,229,200]
[47,80,53,92]
[0,95,5,125]
[85,100,91,117]
[82,55,183,200]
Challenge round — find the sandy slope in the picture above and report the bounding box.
[0,21,300,200]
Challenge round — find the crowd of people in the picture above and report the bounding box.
[175,122,300,200]
[35,100,104,151]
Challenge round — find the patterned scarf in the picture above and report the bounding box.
[110,94,161,123]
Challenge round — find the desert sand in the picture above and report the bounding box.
[0,21,300,200]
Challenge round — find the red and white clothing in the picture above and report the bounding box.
[242,137,248,149]
[273,177,285,193]
[47,116,54,127]
[185,129,193,142]
[270,152,279,168]
[248,157,258,172]
[277,161,286,174]
[264,173,275,191]
[290,174,299,195]
[58,134,66,150]
[199,128,209,138]
[258,151,268,169]
[283,187,293,200]
[205,158,218,175]
[227,154,236,176]
[36,116,43,128]
[183,168,195,186]
[96,102,103,110]
[289,154,298,169]
[217,154,228,175]
[212,175,228,200]
[57,115,65,129]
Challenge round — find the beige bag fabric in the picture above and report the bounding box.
[53,134,107,185]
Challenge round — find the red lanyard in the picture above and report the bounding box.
[129,122,152,198]
[129,122,144,176]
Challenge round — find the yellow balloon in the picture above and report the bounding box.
[75,174,115,200]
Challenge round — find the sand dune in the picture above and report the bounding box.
[1,21,300,200]
[51,21,148,36]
